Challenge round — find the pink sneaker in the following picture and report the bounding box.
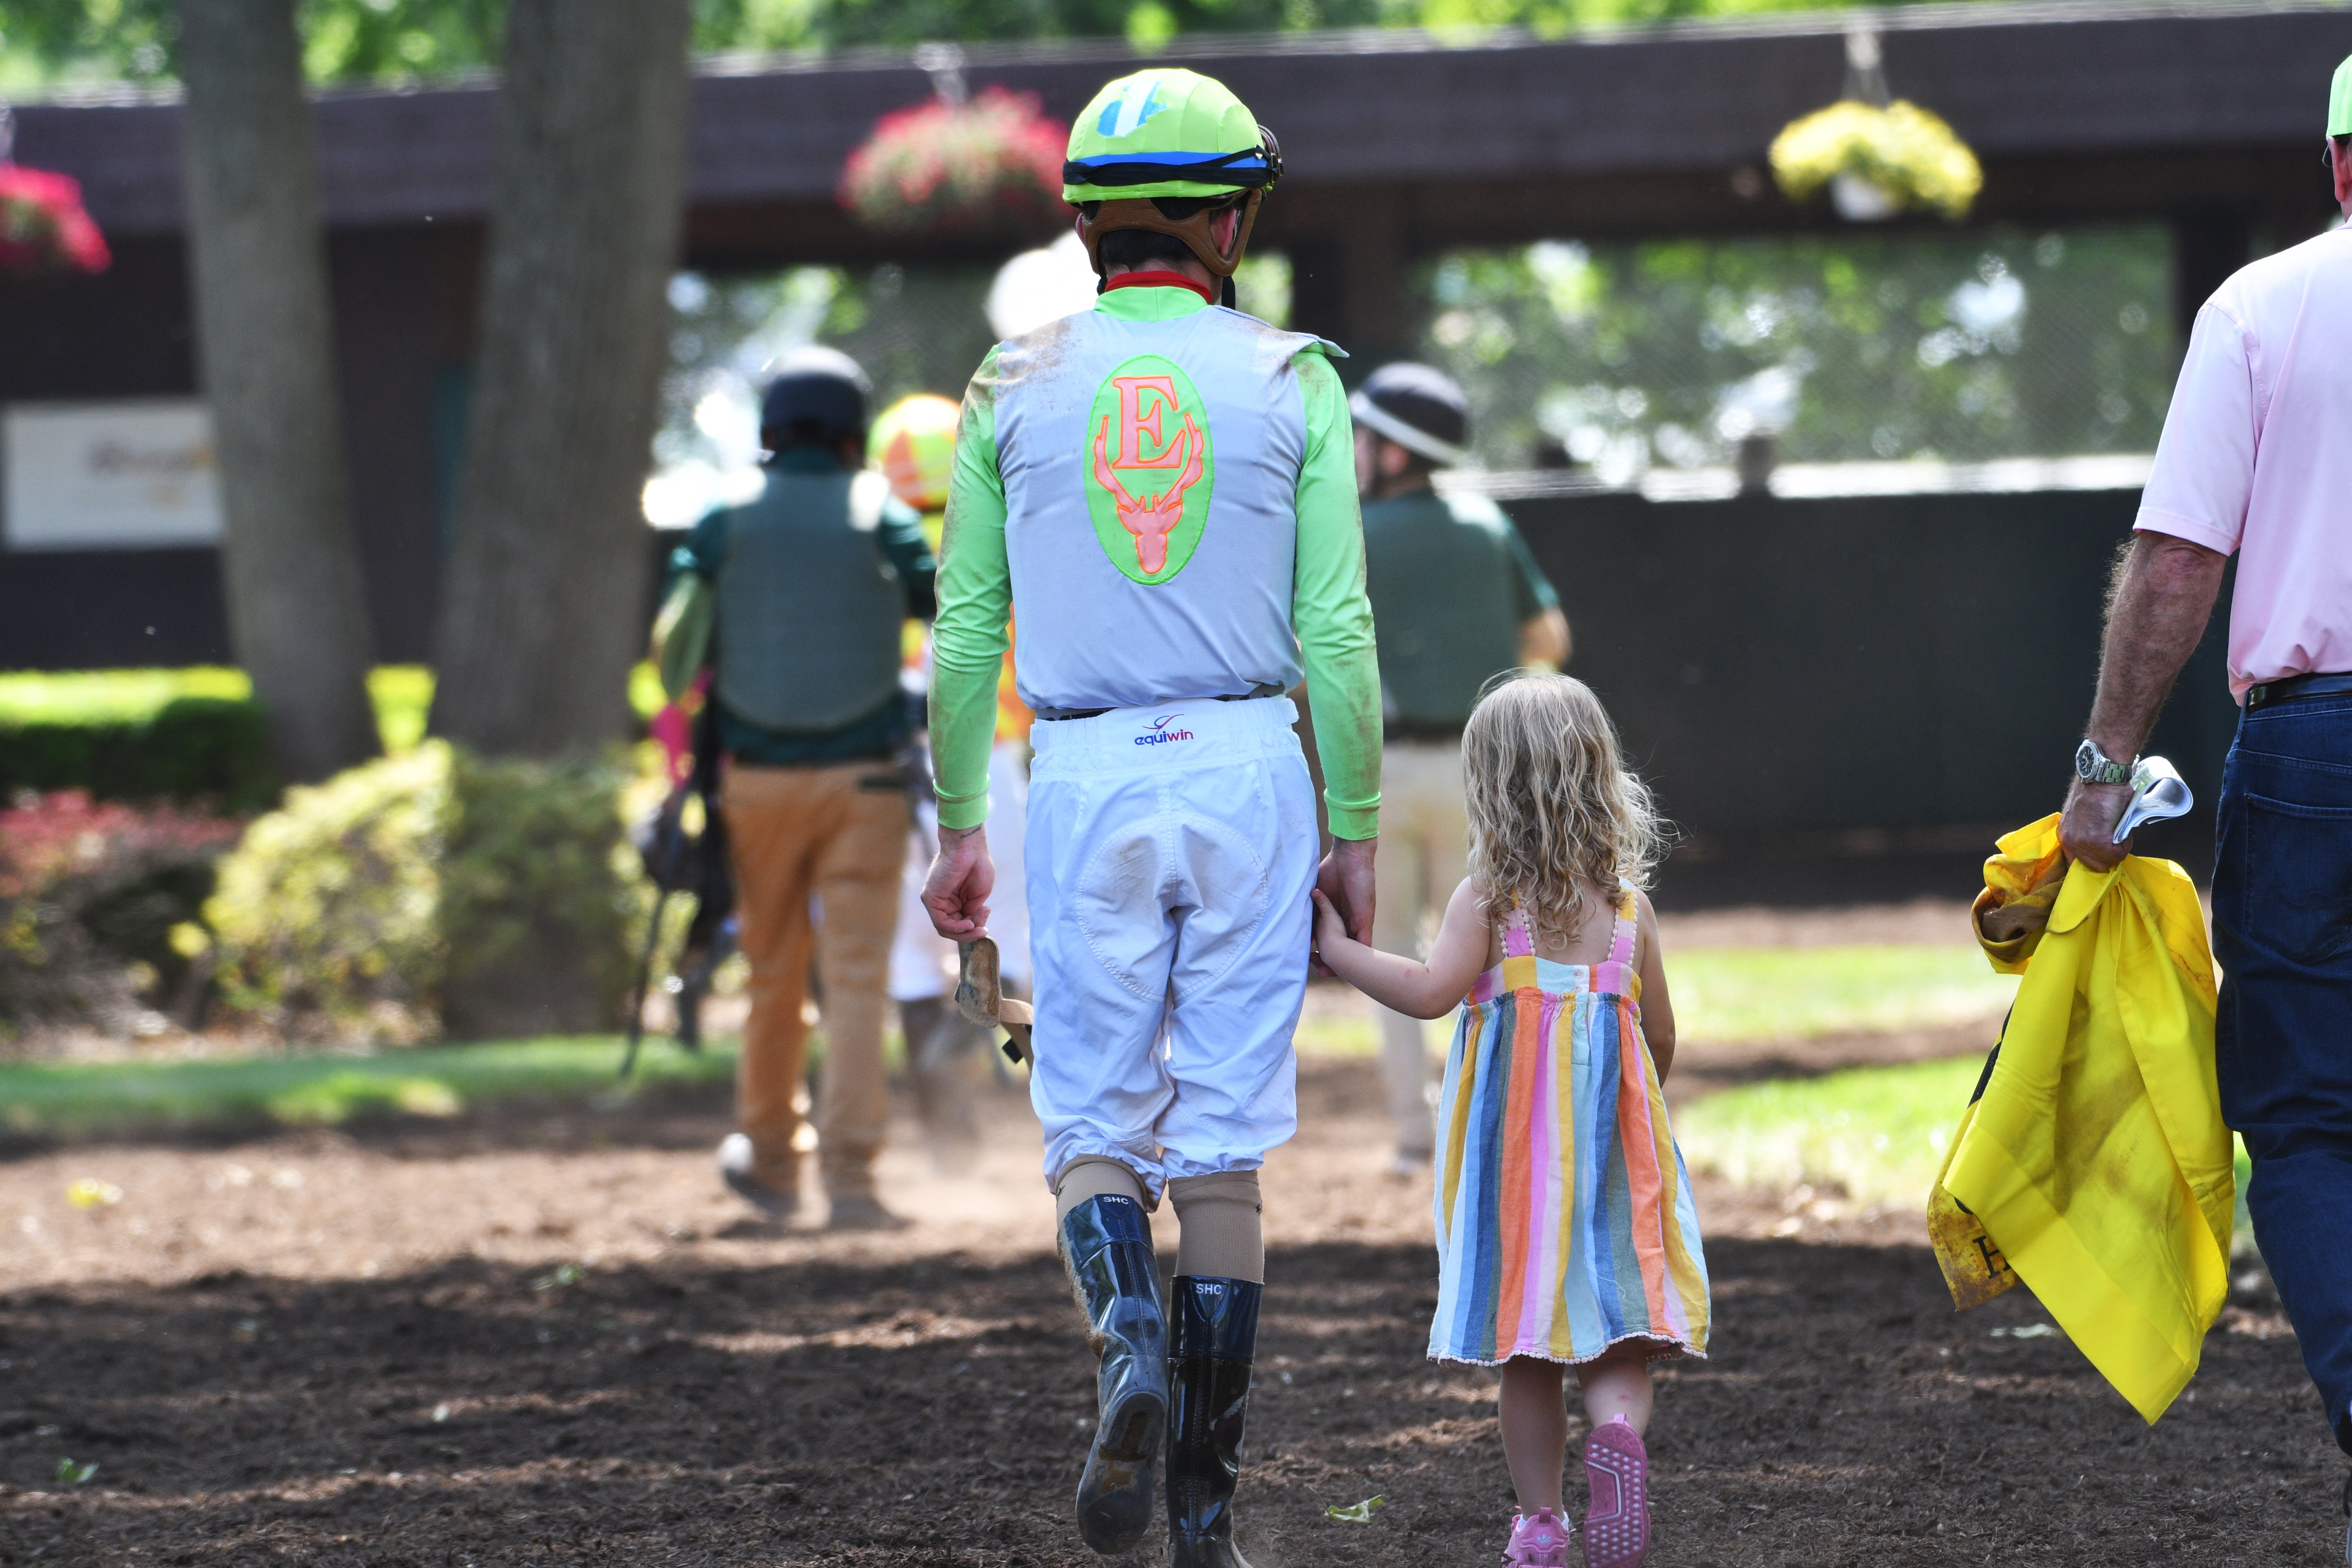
[1501,1506,1571,1566]
[1580,1416,1652,1568]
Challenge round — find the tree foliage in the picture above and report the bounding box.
[0,0,1994,89]
[1416,227,2178,472]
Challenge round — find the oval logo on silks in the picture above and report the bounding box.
[1083,355,1215,585]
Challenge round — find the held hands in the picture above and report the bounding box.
[1311,836,1377,978]
[922,823,995,940]
[1309,887,1356,975]
[2057,778,2133,873]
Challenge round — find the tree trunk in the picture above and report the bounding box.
[431,0,694,757]
[176,0,378,785]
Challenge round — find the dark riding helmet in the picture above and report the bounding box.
[760,346,873,449]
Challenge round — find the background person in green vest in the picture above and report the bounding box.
[664,347,937,1230]
[1353,362,1570,1172]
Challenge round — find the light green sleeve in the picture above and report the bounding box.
[928,348,1011,831]
[1291,348,1383,839]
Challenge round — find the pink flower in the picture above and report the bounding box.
[0,791,239,900]
[0,163,111,278]
[839,88,1070,237]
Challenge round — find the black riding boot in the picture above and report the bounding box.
[1059,1193,1168,1555]
[1166,1275,1262,1568]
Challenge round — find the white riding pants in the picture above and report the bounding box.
[1025,697,1318,1199]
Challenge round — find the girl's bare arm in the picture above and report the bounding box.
[1632,890,1675,1081]
[1311,877,1491,1019]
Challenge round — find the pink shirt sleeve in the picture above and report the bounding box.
[2134,301,2256,557]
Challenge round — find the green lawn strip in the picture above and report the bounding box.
[0,1038,736,1139]
[1669,944,2015,1043]
[1675,1054,2258,1242]
[1296,942,2013,1059]
[1674,1054,1982,1209]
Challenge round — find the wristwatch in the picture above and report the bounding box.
[2074,738,2135,786]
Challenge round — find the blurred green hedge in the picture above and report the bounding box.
[0,695,277,814]
[0,665,652,813]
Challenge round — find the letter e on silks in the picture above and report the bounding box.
[1085,355,1215,583]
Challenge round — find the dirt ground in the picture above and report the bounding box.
[2,1046,2343,1567]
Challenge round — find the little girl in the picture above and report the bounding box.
[1312,672,1710,1568]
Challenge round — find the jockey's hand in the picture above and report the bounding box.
[923,823,994,939]
[1312,835,1377,977]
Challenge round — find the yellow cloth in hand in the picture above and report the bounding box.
[1936,813,2234,1424]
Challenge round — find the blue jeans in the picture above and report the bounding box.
[2214,690,2352,1456]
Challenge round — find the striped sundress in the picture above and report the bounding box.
[1429,881,1711,1367]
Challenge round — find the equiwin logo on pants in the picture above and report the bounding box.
[1136,714,1194,746]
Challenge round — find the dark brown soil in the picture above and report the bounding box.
[2,1059,2341,1567]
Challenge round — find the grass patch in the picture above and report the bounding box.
[1674,1054,1983,1208]
[1296,943,2014,1058]
[0,1038,737,1141]
[1669,945,2014,1043]
[1676,1054,2257,1239]
[1295,1005,1386,1056]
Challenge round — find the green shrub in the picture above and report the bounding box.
[438,749,639,1039]
[204,744,447,1038]
[0,696,277,813]
[206,741,642,1042]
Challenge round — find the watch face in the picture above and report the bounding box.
[2076,740,2128,783]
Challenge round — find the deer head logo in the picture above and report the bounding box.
[1082,356,1216,584]
[1093,411,1204,576]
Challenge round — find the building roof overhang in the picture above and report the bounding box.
[12,0,2348,256]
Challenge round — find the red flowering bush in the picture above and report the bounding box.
[1,791,241,1034]
[0,164,111,279]
[839,88,1068,240]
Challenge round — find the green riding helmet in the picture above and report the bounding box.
[1062,68,1281,204]
[1064,69,1282,286]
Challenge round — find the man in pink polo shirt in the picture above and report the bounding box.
[2060,57,2352,1557]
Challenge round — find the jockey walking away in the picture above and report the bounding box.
[921,68,1383,1568]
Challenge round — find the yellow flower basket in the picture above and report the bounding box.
[1769,100,1982,221]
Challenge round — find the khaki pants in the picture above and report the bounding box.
[1372,741,1470,1159]
[722,762,907,1195]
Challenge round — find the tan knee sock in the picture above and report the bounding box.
[1168,1170,1264,1282]
[1053,1155,1150,1222]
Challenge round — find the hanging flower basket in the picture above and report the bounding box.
[1769,100,1982,222]
[839,87,1069,240]
[0,163,110,278]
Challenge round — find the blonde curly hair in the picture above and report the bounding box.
[1462,672,1666,946]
